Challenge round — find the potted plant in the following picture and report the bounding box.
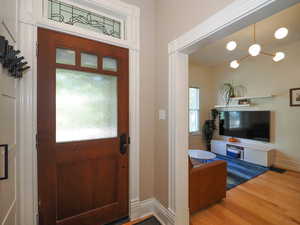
[202,109,219,151]
[220,83,235,105]
[220,82,247,105]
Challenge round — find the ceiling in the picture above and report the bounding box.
[189,3,300,67]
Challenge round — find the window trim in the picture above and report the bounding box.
[189,87,201,134]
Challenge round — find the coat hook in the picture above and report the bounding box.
[0,35,30,79]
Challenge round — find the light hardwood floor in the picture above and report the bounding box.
[191,171,300,225]
[122,215,152,225]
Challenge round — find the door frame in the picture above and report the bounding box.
[167,0,300,224]
[17,1,140,225]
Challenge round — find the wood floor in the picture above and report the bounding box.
[191,170,300,225]
[122,215,152,225]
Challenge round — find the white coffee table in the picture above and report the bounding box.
[188,149,216,163]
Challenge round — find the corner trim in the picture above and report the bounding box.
[130,198,175,225]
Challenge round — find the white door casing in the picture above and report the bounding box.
[168,0,300,224]
[17,0,140,225]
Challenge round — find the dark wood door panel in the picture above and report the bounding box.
[55,139,120,163]
[57,203,119,225]
[57,157,119,220]
[57,160,94,219]
[37,28,129,225]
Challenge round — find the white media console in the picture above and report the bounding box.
[211,140,275,167]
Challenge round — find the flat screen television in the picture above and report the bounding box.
[219,111,270,142]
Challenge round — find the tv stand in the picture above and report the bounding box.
[211,140,275,167]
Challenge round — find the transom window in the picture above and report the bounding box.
[189,87,200,133]
[47,0,122,39]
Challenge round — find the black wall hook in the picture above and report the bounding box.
[0,35,30,78]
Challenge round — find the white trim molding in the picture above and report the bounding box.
[168,51,189,225]
[168,0,300,224]
[168,0,299,55]
[17,0,140,225]
[130,198,175,225]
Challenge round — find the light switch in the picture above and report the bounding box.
[159,109,166,120]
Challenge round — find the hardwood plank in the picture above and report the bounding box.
[122,215,152,225]
[191,171,300,225]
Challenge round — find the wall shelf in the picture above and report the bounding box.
[215,95,274,108]
[214,104,250,108]
[230,95,274,100]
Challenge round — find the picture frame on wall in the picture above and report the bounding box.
[0,144,8,180]
[290,88,300,107]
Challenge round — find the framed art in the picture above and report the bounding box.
[0,144,8,180]
[290,88,300,107]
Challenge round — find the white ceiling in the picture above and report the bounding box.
[189,3,300,67]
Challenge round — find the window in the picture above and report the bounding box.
[56,68,118,143]
[189,87,200,133]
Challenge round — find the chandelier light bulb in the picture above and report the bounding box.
[273,52,285,62]
[230,60,239,69]
[226,41,237,51]
[274,27,288,39]
[248,43,261,56]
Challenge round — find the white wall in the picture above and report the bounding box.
[212,40,300,171]
[188,62,215,150]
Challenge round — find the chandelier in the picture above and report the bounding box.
[227,24,288,69]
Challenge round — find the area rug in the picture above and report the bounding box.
[210,154,269,190]
[134,216,161,225]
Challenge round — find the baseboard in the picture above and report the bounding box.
[273,157,300,172]
[130,198,175,225]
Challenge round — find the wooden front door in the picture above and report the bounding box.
[37,28,129,225]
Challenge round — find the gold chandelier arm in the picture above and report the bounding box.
[261,51,275,57]
[239,54,250,62]
[253,24,256,42]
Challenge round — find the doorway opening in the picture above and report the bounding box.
[168,1,300,224]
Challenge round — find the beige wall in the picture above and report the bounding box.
[123,0,235,206]
[122,0,235,205]
[188,62,215,150]
[212,40,300,171]
[0,16,18,225]
[122,0,156,200]
[154,0,234,207]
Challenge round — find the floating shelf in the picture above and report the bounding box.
[230,95,274,100]
[214,104,250,108]
[215,95,274,108]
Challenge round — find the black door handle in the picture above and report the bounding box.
[120,133,128,154]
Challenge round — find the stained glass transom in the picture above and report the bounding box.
[48,0,122,39]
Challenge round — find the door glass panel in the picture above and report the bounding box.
[56,68,117,142]
[81,53,98,69]
[56,48,76,65]
[103,57,118,72]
